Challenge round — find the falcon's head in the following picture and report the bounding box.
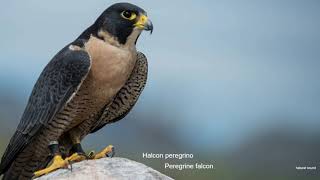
[92,3,153,46]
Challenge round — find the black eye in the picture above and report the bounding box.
[123,11,131,18]
[121,10,137,20]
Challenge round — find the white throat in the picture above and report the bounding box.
[97,28,142,51]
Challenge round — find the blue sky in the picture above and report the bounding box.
[1,0,320,151]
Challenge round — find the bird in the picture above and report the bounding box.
[0,2,153,180]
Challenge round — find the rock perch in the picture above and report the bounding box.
[34,157,173,180]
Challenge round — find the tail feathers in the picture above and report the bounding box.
[1,146,40,180]
[0,132,28,175]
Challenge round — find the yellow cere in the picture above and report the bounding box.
[134,15,148,29]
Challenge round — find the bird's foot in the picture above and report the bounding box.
[65,152,87,163]
[89,145,114,159]
[33,155,69,178]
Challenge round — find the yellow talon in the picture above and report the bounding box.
[33,155,68,177]
[65,153,87,162]
[92,145,114,159]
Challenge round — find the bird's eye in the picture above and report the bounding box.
[121,10,136,20]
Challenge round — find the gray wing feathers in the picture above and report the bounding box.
[0,47,91,174]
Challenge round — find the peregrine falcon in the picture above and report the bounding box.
[0,3,153,180]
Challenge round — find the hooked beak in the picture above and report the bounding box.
[134,15,153,34]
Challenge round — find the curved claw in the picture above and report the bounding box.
[106,146,115,157]
[91,145,114,159]
[88,150,95,159]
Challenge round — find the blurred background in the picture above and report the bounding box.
[1,0,320,179]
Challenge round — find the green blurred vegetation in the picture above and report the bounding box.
[1,99,320,180]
